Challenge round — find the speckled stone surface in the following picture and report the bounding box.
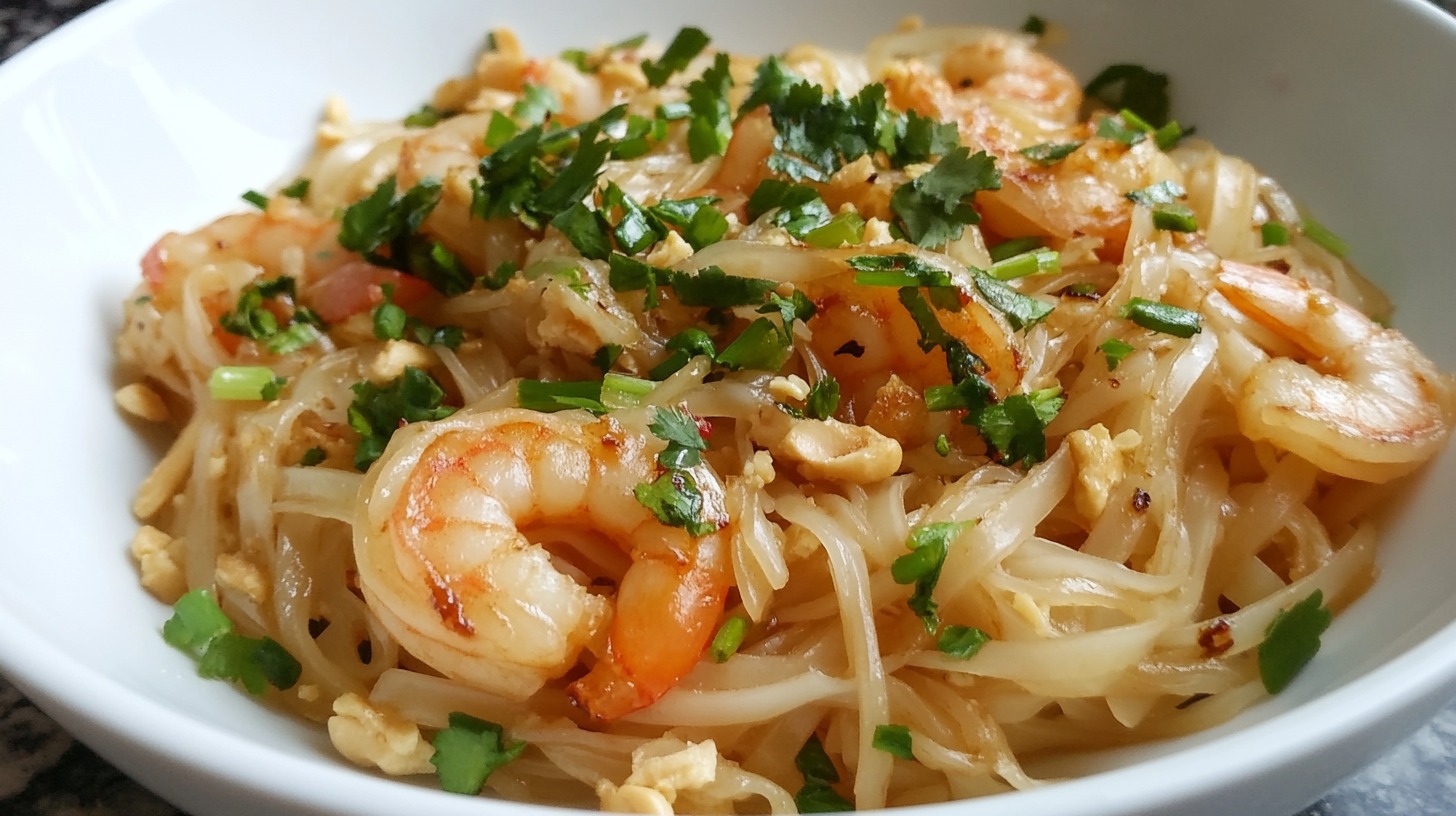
[3,1,1456,814]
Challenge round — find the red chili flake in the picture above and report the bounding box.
[1131,487,1151,512]
[1198,619,1234,657]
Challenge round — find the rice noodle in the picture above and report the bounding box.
[112,18,1454,815]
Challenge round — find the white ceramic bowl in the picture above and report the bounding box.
[2,1,1455,814]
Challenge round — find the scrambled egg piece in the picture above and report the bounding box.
[597,738,721,815]
[1066,424,1142,521]
[326,693,436,776]
[130,525,185,603]
[215,552,269,606]
[368,340,437,383]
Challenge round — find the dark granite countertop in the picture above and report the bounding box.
[3,0,1456,813]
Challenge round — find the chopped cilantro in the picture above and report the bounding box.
[241,190,269,209]
[1258,589,1333,694]
[686,53,734,161]
[805,376,840,420]
[280,177,311,199]
[478,260,518,291]
[602,182,668,254]
[1125,180,1186,207]
[934,434,951,456]
[430,712,526,795]
[1019,141,1081,165]
[551,201,612,260]
[298,447,327,467]
[649,327,718,379]
[1119,297,1202,338]
[715,317,793,371]
[746,179,832,236]
[1099,337,1135,370]
[338,176,473,296]
[219,276,326,355]
[709,615,749,663]
[891,522,971,633]
[976,387,1064,467]
[634,469,720,536]
[512,84,561,125]
[348,367,456,470]
[648,405,709,469]
[670,265,778,308]
[1021,14,1047,36]
[888,109,962,167]
[756,289,817,339]
[649,196,729,249]
[938,625,990,659]
[803,211,866,248]
[891,147,1001,247]
[371,286,462,349]
[871,724,914,760]
[739,56,799,119]
[794,735,852,813]
[641,27,711,87]
[484,110,519,149]
[1084,63,1172,127]
[766,81,896,182]
[607,253,666,308]
[973,272,1054,331]
[516,379,606,414]
[592,343,623,372]
[403,104,450,128]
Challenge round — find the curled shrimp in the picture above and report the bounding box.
[881,31,1181,259]
[141,206,432,323]
[1213,261,1455,483]
[798,248,1024,417]
[354,408,734,722]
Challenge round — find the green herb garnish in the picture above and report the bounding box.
[1258,589,1333,694]
[430,712,527,795]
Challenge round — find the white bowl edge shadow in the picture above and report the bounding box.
[2,0,1456,814]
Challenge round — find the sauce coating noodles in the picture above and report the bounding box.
[116,20,1455,813]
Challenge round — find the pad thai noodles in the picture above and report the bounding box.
[115,18,1455,812]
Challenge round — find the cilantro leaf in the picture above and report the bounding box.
[888,109,961,167]
[1258,589,1333,694]
[602,182,668,254]
[891,522,971,633]
[1125,180,1187,207]
[686,53,734,161]
[634,470,720,536]
[938,625,990,659]
[430,712,527,795]
[1085,64,1172,127]
[550,201,612,260]
[641,27,710,87]
[739,55,800,117]
[871,724,914,760]
[793,734,850,812]
[975,387,1064,467]
[972,272,1054,331]
[348,367,456,470]
[669,265,778,308]
[512,84,561,125]
[516,379,606,414]
[1019,141,1082,166]
[403,104,450,128]
[849,253,954,288]
[649,327,718,379]
[649,196,729,250]
[648,405,709,469]
[756,289,816,339]
[805,376,840,420]
[1099,337,1135,370]
[280,177,311,199]
[715,317,793,371]
[891,147,1001,247]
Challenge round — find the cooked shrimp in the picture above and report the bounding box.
[881,34,1181,259]
[354,408,734,722]
[142,205,432,322]
[798,249,1024,418]
[1214,260,1455,483]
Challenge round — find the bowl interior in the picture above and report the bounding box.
[1,1,1454,814]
